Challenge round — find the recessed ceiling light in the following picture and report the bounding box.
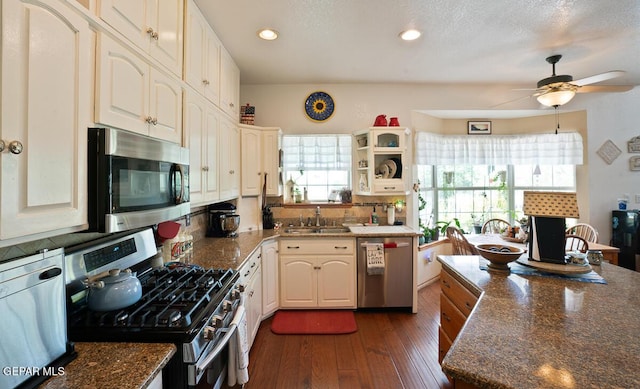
[399,29,421,41]
[258,28,278,40]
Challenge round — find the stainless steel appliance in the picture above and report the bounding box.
[88,128,190,233]
[357,237,413,308]
[64,229,244,389]
[207,203,240,237]
[611,210,640,270]
[0,249,76,389]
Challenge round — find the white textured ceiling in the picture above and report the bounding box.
[194,0,640,90]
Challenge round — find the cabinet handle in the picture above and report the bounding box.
[334,246,348,249]
[383,186,396,190]
[0,140,4,152]
[146,27,158,40]
[8,140,23,155]
[229,103,235,108]
[202,166,209,171]
[441,279,450,289]
[287,246,300,249]
[313,266,321,270]
[203,79,210,85]
[465,302,473,310]
[244,271,250,277]
[442,312,451,322]
[145,116,158,125]
[251,263,256,268]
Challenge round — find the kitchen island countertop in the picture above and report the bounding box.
[438,255,640,389]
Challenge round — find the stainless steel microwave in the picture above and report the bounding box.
[88,128,190,233]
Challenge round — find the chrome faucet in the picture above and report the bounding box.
[315,206,321,227]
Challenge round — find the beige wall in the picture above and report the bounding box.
[241,82,639,244]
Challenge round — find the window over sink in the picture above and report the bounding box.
[282,135,351,202]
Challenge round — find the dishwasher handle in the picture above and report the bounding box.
[360,242,410,248]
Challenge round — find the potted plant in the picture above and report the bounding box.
[436,218,464,235]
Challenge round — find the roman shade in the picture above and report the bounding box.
[415,131,583,165]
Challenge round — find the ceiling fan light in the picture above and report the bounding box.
[258,28,278,40]
[536,89,576,107]
[399,29,421,41]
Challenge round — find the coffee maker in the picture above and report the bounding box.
[207,203,240,237]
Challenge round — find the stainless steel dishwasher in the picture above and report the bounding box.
[357,237,413,308]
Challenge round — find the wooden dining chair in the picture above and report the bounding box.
[481,218,511,234]
[446,226,479,255]
[565,223,598,243]
[565,234,589,253]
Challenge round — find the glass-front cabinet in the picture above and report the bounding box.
[353,127,410,195]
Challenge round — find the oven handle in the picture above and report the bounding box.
[194,305,246,381]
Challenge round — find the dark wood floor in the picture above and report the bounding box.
[235,281,452,389]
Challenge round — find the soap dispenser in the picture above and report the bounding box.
[371,206,379,225]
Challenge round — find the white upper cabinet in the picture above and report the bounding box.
[184,89,220,205]
[220,46,240,119]
[219,117,240,200]
[184,0,221,105]
[353,127,411,195]
[240,127,262,196]
[96,33,183,144]
[0,0,90,244]
[240,125,282,197]
[99,0,184,76]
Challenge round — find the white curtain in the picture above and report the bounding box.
[415,131,583,165]
[282,135,351,170]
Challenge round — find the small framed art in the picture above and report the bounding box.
[468,121,491,135]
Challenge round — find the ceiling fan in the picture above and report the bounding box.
[529,54,632,107]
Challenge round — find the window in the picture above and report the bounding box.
[416,164,576,232]
[282,135,351,201]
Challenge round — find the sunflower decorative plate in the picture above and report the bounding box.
[304,91,334,122]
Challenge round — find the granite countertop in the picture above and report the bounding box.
[190,226,418,270]
[191,229,279,270]
[40,342,175,389]
[438,255,640,389]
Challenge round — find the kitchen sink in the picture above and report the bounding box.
[283,227,351,234]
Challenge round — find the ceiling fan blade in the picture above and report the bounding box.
[577,85,634,93]
[572,71,625,86]
[489,94,535,108]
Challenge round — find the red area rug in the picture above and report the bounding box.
[270,310,357,335]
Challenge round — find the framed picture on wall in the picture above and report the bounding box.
[467,120,491,135]
[468,121,491,135]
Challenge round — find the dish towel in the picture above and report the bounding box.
[365,243,385,275]
[227,305,249,386]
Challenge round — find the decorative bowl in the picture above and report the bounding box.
[476,244,524,272]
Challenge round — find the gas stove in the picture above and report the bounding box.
[64,228,244,389]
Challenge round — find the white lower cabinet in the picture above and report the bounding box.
[240,249,262,348]
[261,239,279,316]
[279,238,356,308]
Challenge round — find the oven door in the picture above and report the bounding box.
[190,305,246,389]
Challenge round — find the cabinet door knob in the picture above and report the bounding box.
[146,27,158,40]
[9,140,23,155]
[313,266,321,270]
[203,79,210,85]
[0,140,4,152]
[202,166,209,171]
